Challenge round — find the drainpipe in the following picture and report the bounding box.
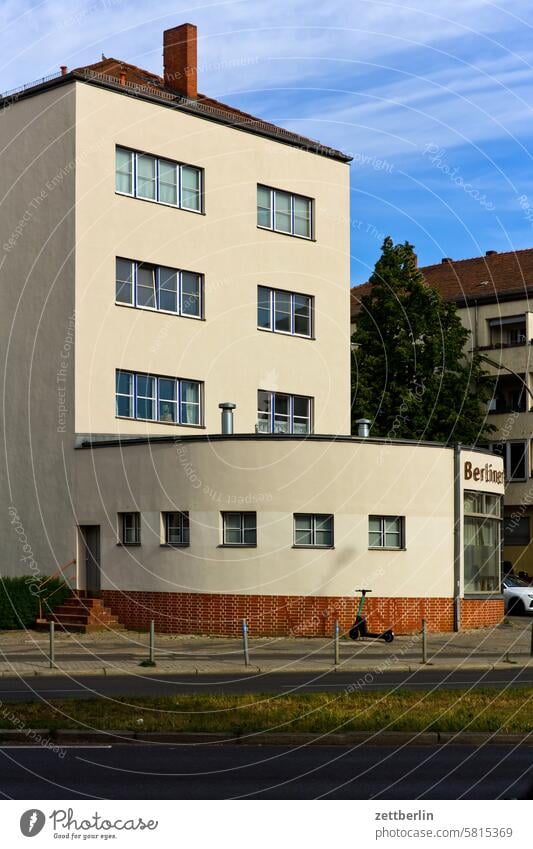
[453,443,462,632]
[219,402,236,435]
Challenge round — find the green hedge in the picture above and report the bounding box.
[0,576,71,630]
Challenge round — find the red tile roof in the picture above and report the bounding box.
[351,247,533,316]
[72,58,350,161]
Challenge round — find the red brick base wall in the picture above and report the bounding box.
[102,591,504,635]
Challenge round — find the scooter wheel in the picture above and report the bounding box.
[348,627,360,640]
[384,630,394,643]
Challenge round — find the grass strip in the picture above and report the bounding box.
[0,689,532,734]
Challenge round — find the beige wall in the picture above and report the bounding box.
[73,437,466,598]
[74,83,351,438]
[0,85,78,577]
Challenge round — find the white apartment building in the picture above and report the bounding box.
[0,24,503,634]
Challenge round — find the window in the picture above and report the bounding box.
[163,511,190,546]
[257,287,313,337]
[257,185,313,238]
[464,490,502,594]
[115,146,203,212]
[369,516,404,549]
[490,441,528,482]
[116,371,202,426]
[222,512,257,546]
[115,258,203,318]
[257,390,312,434]
[294,514,333,547]
[504,514,530,546]
[488,315,527,347]
[119,512,140,545]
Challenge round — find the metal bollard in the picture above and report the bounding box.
[530,621,533,658]
[422,618,428,664]
[334,620,340,666]
[242,618,250,666]
[149,619,155,665]
[49,620,55,669]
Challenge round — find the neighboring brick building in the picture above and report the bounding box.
[352,247,533,583]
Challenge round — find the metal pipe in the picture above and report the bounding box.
[334,620,340,666]
[49,621,55,669]
[356,418,371,438]
[219,402,236,435]
[453,443,462,632]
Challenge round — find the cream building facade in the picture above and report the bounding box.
[1,24,504,634]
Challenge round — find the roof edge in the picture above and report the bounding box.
[0,69,352,164]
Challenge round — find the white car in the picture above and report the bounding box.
[502,576,533,616]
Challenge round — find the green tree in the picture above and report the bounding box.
[352,237,494,444]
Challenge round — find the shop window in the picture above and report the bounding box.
[464,490,502,594]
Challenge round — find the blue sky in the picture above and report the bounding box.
[2,0,533,284]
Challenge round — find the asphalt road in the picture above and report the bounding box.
[0,744,531,799]
[0,667,532,702]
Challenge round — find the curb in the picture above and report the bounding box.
[0,660,531,677]
[0,729,530,747]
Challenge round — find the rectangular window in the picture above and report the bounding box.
[464,490,502,594]
[222,512,257,546]
[490,441,527,482]
[369,515,405,549]
[164,511,190,546]
[116,370,134,418]
[115,148,133,194]
[115,146,202,213]
[257,286,313,337]
[116,371,202,426]
[257,390,312,434]
[120,512,140,545]
[294,514,333,547]
[116,258,134,305]
[257,185,313,238]
[504,514,529,546]
[116,258,203,319]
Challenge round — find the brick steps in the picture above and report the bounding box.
[41,593,124,633]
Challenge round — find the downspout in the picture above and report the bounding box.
[453,443,462,632]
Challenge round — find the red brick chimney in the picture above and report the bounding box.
[163,23,197,99]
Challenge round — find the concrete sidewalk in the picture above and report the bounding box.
[0,619,531,676]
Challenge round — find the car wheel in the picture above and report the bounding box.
[508,597,526,616]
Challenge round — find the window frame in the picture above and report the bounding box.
[257,184,313,239]
[257,286,313,338]
[119,512,141,546]
[257,390,313,434]
[115,370,203,427]
[293,513,334,548]
[489,441,528,482]
[368,515,405,550]
[163,511,190,547]
[115,257,203,319]
[221,512,257,547]
[115,146,203,214]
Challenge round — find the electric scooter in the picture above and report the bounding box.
[349,588,394,643]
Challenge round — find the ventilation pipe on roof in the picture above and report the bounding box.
[60,65,68,76]
[356,418,371,438]
[486,250,498,256]
[219,402,236,435]
[441,257,452,264]
[119,70,126,85]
